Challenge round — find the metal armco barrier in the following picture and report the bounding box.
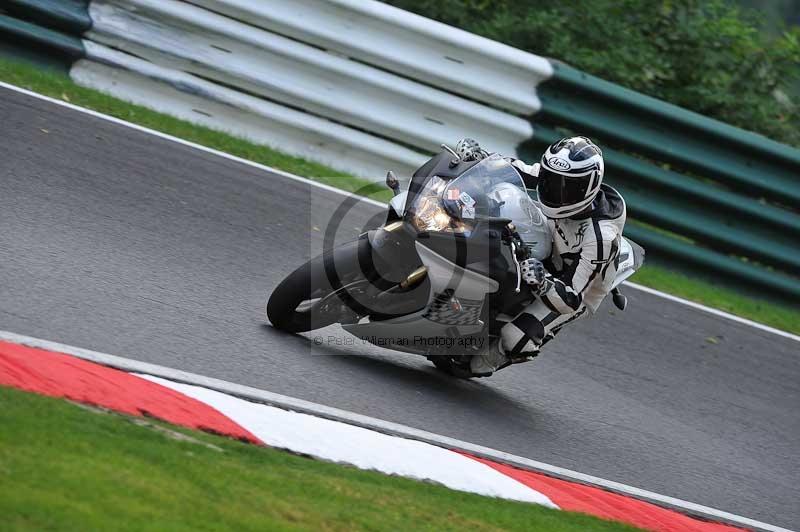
[85,0,533,164]
[0,0,797,302]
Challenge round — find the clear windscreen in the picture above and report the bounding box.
[405,154,546,243]
[441,155,528,220]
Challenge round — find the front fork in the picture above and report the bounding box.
[348,222,430,319]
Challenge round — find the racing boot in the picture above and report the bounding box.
[470,342,511,377]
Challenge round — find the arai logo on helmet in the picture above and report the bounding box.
[548,157,571,171]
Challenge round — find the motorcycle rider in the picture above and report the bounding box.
[463,136,627,376]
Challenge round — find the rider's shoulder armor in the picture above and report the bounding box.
[591,185,626,221]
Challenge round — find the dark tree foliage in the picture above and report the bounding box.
[384,0,800,147]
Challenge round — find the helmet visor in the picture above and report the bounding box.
[537,168,591,208]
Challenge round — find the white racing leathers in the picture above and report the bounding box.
[500,185,627,360]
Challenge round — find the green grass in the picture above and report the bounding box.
[0,386,640,532]
[0,57,797,334]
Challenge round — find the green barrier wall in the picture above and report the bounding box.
[5,0,91,34]
[522,64,800,304]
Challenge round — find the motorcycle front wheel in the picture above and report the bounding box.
[267,239,366,333]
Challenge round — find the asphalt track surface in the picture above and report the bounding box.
[2,87,798,529]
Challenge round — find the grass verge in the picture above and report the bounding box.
[0,57,797,334]
[0,386,640,531]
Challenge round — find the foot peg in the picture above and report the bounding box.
[612,288,627,311]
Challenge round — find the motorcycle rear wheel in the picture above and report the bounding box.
[429,356,474,379]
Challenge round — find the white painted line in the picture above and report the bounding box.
[1,80,796,341]
[0,330,790,532]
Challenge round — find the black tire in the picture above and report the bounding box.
[267,239,363,333]
[430,357,474,379]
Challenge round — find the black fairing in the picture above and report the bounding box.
[365,150,538,323]
[413,151,536,301]
[360,227,431,318]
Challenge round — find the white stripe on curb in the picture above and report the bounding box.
[141,374,557,507]
[1,81,795,342]
[0,330,790,532]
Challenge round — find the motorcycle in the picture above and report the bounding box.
[267,146,645,377]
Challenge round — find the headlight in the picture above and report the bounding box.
[407,176,470,234]
[411,196,469,234]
